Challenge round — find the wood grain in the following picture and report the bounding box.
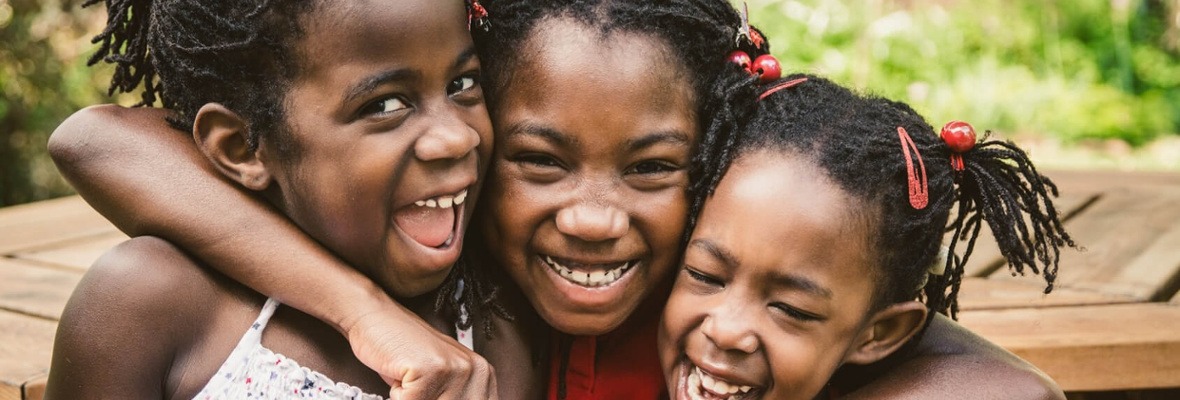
[12,231,128,272]
[0,312,56,400]
[0,196,116,254]
[957,277,1136,311]
[0,259,82,320]
[960,303,1180,391]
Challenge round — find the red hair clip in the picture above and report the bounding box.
[897,127,929,210]
[940,121,977,171]
[468,0,490,32]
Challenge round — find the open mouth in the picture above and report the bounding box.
[392,189,468,249]
[678,362,762,400]
[540,255,637,288]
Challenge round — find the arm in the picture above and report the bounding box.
[48,105,496,399]
[840,314,1064,400]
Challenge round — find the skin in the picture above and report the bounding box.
[480,18,697,336]
[49,5,1065,400]
[46,0,501,398]
[660,151,927,400]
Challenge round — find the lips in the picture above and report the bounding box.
[393,189,467,248]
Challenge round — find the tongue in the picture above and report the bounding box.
[393,205,455,248]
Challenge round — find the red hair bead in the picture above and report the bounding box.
[752,54,782,83]
[941,120,976,171]
[727,50,752,71]
[940,121,977,153]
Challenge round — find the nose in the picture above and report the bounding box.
[556,203,630,242]
[700,304,759,354]
[414,109,481,162]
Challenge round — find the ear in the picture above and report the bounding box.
[192,103,272,191]
[842,300,928,365]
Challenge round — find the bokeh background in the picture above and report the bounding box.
[0,0,1178,208]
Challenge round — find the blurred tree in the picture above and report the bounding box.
[0,0,106,207]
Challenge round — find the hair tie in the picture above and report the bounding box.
[727,2,781,83]
[897,126,929,210]
[940,121,977,171]
[468,0,490,32]
[758,77,808,101]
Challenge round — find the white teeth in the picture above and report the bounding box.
[414,189,467,209]
[692,366,748,397]
[542,257,633,287]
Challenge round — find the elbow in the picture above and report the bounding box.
[48,104,119,180]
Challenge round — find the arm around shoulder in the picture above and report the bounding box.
[841,314,1065,400]
[45,236,216,399]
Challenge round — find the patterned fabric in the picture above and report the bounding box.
[194,298,384,399]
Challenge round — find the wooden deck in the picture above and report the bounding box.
[2,170,1180,398]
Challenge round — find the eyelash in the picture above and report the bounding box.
[686,266,823,323]
[629,160,679,175]
[771,303,822,322]
[359,96,409,118]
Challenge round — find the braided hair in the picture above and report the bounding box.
[85,0,313,149]
[706,74,1076,322]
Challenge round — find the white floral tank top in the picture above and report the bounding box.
[194,298,474,399]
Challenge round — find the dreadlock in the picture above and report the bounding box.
[706,73,1077,323]
[472,0,767,246]
[84,0,312,150]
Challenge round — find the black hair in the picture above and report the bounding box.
[472,1,767,241]
[705,73,1076,322]
[85,0,313,150]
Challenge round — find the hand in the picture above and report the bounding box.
[344,305,499,400]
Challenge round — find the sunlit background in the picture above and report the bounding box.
[0,0,1177,208]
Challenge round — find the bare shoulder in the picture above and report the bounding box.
[45,236,224,399]
[843,314,1065,400]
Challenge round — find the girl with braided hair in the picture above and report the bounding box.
[51,0,1065,398]
[660,74,1075,399]
[47,0,504,398]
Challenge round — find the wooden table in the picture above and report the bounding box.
[1,170,1179,399]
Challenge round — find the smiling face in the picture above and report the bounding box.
[479,18,698,335]
[259,0,492,297]
[659,151,884,400]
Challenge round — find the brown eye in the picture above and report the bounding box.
[447,74,480,95]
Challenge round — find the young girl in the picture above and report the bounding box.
[660,74,1075,400]
[50,0,1064,398]
[46,0,504,398]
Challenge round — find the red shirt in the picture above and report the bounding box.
[545,305,667,400]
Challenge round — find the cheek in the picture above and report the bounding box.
[636,188,688,268]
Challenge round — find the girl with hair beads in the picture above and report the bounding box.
[50,0,1064,398]
[47,0,502,398]
[660,74,1075,400]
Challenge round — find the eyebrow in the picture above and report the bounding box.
[689,238,834,299]
[502,122,579,148]
[626,131,691,152]
[342,46,479,104]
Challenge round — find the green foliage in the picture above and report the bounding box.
[745,0,1179,146]
[1,0,110,207]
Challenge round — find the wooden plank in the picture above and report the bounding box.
[0,312,56,400]
[962,188,1099,277]
[956,277,1135,311]
[959,303,1180,391]
[987,185,1180,301]
[22,375,45,400]
[0,196,116,255]
[0,259,82,320]
[12,231,128,272]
